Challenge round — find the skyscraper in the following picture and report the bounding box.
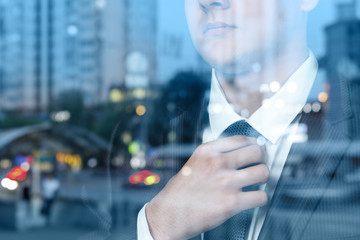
[50,0,103,106]
[0,0,37,112]
[0,0,207,112]
[324,0,360,138]
[0,0,106,112]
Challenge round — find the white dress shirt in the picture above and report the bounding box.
[137,51,318,240]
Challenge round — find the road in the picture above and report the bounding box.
[0,227,136,240]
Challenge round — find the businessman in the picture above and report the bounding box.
[136,0,358,239]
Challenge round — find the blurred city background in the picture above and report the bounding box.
[0,0,360,239]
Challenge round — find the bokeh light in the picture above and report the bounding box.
[167,131,176,142]
[303,103,312,113]
[1,178,18,190]
[6,166,27,181]
[129,170,160,185]
[52,111,71,122]
[20,162,30,171]
[312,102,322,113]
[130,152,146,169]
[122,132,132,144]
[133,89,146,99]
[144,175,157,185]
[318,92,329,103]
[110,89,124,103]
[56,153,82,168]
[87,158,98,168]
[0,159,12,169]
[181,166,192,176]
[270,81,280,93]
[128,142,140,155]
[257,136,266,146]
[129,174,141,184]
[136,105,146,116]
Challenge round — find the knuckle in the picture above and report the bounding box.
[196,143,212,156]
[225,158,236,169]
[239,168,249,180]
[259,164,270,181]
[218,177,230,188]
[234,135,247,143]
[223,192,237,210]
[206,156,221,172]
[193,146,206,159]
[253,145,263,161]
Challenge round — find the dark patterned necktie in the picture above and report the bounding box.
[203,120,262,240]
[220,120,262,139]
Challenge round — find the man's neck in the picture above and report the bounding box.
[215,41,308,117]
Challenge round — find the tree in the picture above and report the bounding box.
[53,89,85,125]
[148,71,209,146]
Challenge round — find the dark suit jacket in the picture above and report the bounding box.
[104,80,360,240]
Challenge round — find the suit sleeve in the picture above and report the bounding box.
[137,203,154,240]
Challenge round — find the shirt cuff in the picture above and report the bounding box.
[137,203,154,240]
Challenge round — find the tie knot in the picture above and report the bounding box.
[220,120,262,139]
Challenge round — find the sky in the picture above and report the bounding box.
[158,0,359,57]
[308,0,360,57]
[308,0,343,58]
[157,0,359,100]
[307,0,360,99]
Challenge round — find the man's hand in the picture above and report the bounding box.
[146,135,270,240]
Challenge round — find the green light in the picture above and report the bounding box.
[154,159,165,168]
[128,142,140,155]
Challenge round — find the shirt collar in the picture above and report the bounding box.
[208,50,318,144]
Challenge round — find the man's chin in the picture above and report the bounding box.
[209,60,255,77]
[204,52,262,76]
[202,50,233,65]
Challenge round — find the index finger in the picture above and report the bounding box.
[207,135,257,153]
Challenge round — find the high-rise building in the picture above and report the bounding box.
[123,0,157,88]
[0,0,37,112]
[50,0,103,106]
[324,0,360,138]
[344,77,360,139]
[101,0,126,101]
[0,0,207,112]
[0,0,106,112]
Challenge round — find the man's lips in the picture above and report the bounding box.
[203,22,237,35]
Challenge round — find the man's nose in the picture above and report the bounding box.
[198,0,230,12]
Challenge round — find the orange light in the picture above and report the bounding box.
[318,92,328,103]
[129,175,141,184]
[129,170,160,185]
[136,105,146,116]
[144,174,160,185]
[6,167,27,181]
[56,153,65,163]
[153,174,160,184]
[144,175,156,185]
[56,153,82,167]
